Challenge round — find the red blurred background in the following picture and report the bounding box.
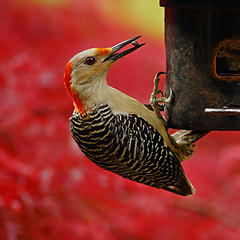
[0,0,240,239]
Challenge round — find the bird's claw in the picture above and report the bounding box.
[150,72,173,111]
[150,72,172,126]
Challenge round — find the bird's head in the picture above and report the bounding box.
[64,36,145,114]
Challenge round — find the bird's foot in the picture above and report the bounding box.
[150,72,173,110]
[150,72,173,126]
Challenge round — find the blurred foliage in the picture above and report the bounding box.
[97,0,164,40]
[0,0,240,239]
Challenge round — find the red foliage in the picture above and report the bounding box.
[0,0,240,239]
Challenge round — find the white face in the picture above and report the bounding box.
[68,48,113,86]
[64,36,144,113]
[64,36,144,95]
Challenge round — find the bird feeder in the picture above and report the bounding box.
[160,0,240,130]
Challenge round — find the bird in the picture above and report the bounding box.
[64,36,195,196]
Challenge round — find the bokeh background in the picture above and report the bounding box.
[1,0,240,239]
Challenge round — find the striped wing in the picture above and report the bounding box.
[70,104,193,195]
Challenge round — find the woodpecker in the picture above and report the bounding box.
[64,36,195,196]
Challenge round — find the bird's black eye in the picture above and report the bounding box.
[85,56,96,65]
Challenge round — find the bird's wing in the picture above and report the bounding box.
[109,110,194,194]
[70,104,194,195]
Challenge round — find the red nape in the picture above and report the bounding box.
[71,88,86,115]
[64,61,86,114]
[64,61,73,94]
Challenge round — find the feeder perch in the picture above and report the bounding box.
[160,0,240,130]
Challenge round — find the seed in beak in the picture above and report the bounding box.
[131,41,140,47]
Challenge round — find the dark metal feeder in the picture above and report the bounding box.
[160,0,240,130]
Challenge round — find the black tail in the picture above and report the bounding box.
[162,173,195,196]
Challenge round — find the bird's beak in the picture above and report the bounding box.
[103,36,145,62]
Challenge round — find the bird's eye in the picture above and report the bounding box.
[85,56,96,65]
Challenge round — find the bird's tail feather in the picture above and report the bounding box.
[162,173,195,196]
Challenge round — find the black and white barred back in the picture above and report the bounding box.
[70,104,192,195]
